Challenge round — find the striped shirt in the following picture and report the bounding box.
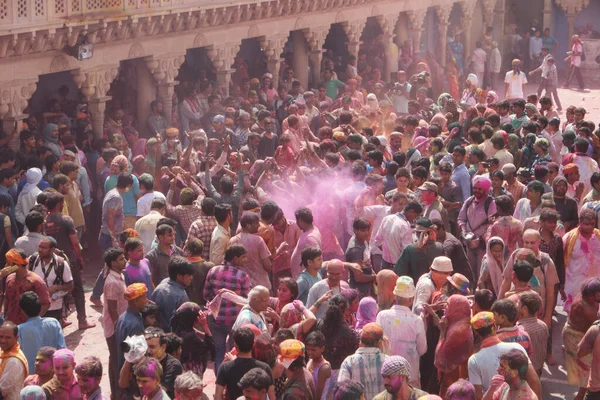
[517,317,549,371]
[203,263,251,326]
[497,326,533,358]
[338,347,388,400]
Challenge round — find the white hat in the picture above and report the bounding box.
[393,276,416,298]
[431,256,453,273]
[502,163,517,175]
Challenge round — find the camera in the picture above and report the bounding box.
[417,71,430,84]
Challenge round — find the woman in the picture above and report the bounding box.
[478,237,505,296]
[340,289,359,328]
[355,296,378,330]
[252,333,287,400]
[260,73,277,109]
[170,302,215,377]
[269,278,299,332]
[376,270,398,311]
[278,300,317,341]
[434,295,474,397]
[314,295,359,400]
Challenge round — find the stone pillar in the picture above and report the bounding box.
[0,78,38,150]
[292,30,309,89]
[376,14,400,81]
[304,27,330,87]
[566,13,576,42]
[136,59,157,136]
[343,20,366,58]
[482,0,497,30]
[494,0,506,53]
[212,43,240,97]
[75,65,120,139]
[261,35,287,90]
[407,9,427,58]
[145,53,186,126]
[555,0,590,40]
[543,0,553,30]
[460,0,477,60]
[435,5,453,67]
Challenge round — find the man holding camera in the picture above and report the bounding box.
[392,71,412,115]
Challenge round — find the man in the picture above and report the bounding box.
[17,291,65,373]
[543,176,579,231]
[395,218,444,282]
[509,100,530,132]
[0,168,17,241]
[183,239,214,307]
[210,204,232,265]
[143,327,183,398]
[502,163,525,204]
[562,209,600,312]
[571,138,599,197]
[451,146,472,202]
[43,192,93,329]
[146,224,185,287]
[136,173,166,217]
[582,172,600,205]
[499,230,559,328]
[42,349,82,400]
[238,368,273,400]
[433,218,473,282]
[373,201,422,269]
[100,247,127,396]
[458,176,497,280]
[187,198,218,261]
[174,371,210,400]
[306,259,349,318]
[28,237,73,324]
[290,207,322,279]
[231,286,273,333]
[229,212,272,289]
[147,100,169,135]
[376,277,426,388]
[203,244,251,372]
[23,346,55,387]
[297,247,323,305]
[75,356,109,400]
[322,69,345,101]
[338,322,388,399]
[468,312,540,399]
[279,339,316,399]
[115,283,148,372]
[4,249,51,325]
[133,357,170,400]
[577,294,600,400]
[564,278,600,400]
[564,34,585,90]
[153,256,193,332]
[517,291,549,375]
[514,180,544,223]
[215,327,273,400]
[484,349,538,399]
[504,59,528,100]
[134,197,165,253]
[439,163,463,235]
[419,182,448,231]
[14,212,45,257]
[373,356,428,400]
[0,321,28,400]
[99,172,133,251]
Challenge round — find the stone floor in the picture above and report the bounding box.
[65,82,600,398]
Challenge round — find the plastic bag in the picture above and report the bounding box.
[122,335,148,364]
[206,291,248,319]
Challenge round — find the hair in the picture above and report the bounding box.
[278,277,299,300]
[240,212,260,229]
[575,137,590,153]
[491,298,518,323]
[52,174,70,190]
[37,346,56,360]
[526,180,545,195]
[581,278,600,298]
[156,224,174,239]
[175,371,205,394]
[219,176,234,194]
[241,198,260,213]
[452,146,466,156]
[238,367,273,391]
[233,327,255,353]
[320,295,349,339]
[352,217,371,231]
[404,201,423,214]
[445,379,476,400]
[225,244,247,262]
[494,195,514,216]
[104,247,124,268]
[124,237,143,255]
[179,188,196,206]
[305,331,326,347]
[214,204,232,223]
[164,332,183,355]
[19,291,42,317]
[150,197,166,210]
[513,260,534,283]
[273,329,294,345]
[301,246,322,267]
[539,208,559,222]
[134,357,163,380]
[141,301,159,319]
[24,211,44,233]
[117,172,134,189]
[333,381,366,400]
[74,356,103,378]
[184,238,204,257]
[473,289,496,311]
[518,291,542,315]
[581,208,597,224]
[44,191,64,212]
[500,349,529,379]
[295,207,313,225]
[168,256,194,280]
[411,166,428,180]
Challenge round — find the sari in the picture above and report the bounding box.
[478,237,505,296]
[376,270,398,311]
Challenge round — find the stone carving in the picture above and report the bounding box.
[212,43,240,71]
[303,27,329,51]
[80,64,119,100]
[145,53,185,84]
[128,42,145,59]
[49,53,70,73]
[0,78,38,117]
[554,0,590,14]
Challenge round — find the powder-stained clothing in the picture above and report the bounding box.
[338,347,388,400]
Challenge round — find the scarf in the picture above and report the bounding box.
[0,342,29,379]
[480,335,502,349]
[21,168,42,195]
[435,295,473,373]
[43,124,58,143]
[376,270,398,311]
[355,297,378,330]
[484,237,505,295]
[564,227,600,266]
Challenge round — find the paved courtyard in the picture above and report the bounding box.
[65,82,600,398]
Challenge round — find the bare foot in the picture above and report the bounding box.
[78,320,96,330]
[546,354,558,366]
[90,298,103,308]
[61,319,72,329]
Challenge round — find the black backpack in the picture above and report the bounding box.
[28,251,68,286]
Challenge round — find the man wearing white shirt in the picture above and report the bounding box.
[306,259,349,319]
[504,59,528,100]
[210,204,232,265]
[134,198,166,254]
[373,202,421,269]
[136,173,166,218]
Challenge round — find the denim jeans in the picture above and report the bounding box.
[211,320,232,373]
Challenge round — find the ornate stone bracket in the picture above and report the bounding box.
[554,0,590,15]
[75,64,119,101]
[145,53,186,85]
[212,43,240,72]
[407,8,427,56]
[435,4,454,66]
[342,19,366,43]
[260,35,287,60]
[482,0,497,28]
[0,78,38,119]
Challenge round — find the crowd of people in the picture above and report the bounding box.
[0,18,600,400]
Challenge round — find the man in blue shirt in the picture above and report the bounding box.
[115,283,148,371]
[451,146,472,202]
[17,291,66,372]
[152,256,193,332]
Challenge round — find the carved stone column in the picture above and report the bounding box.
[261,35,287,89]
[460,0,477,60]
[292,30,309,89]
[304,27,329,88]
[407,9,427,58]
[212,43,240,97]
[495,0,506,53]
[145,53,186,126]
[435,5,453,67]
[74,65,119,139]
[555,0,589,40]
[343,20,366,58]
[543,0,553,30]
[376,14,400,80]
[482,0,497,30]
[0,79,38,150]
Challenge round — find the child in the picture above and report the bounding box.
[141,301,159,328]
[0,195,13,268]
[517,291,549,376]
[345,217,376,298]
[274,133,295,169]
[491,298,533,357]
[367,150,386,176]
[305,331,331,400]
[123,238,154,297]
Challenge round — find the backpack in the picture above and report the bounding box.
[464,195,494,227]
[28,252,67,286]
